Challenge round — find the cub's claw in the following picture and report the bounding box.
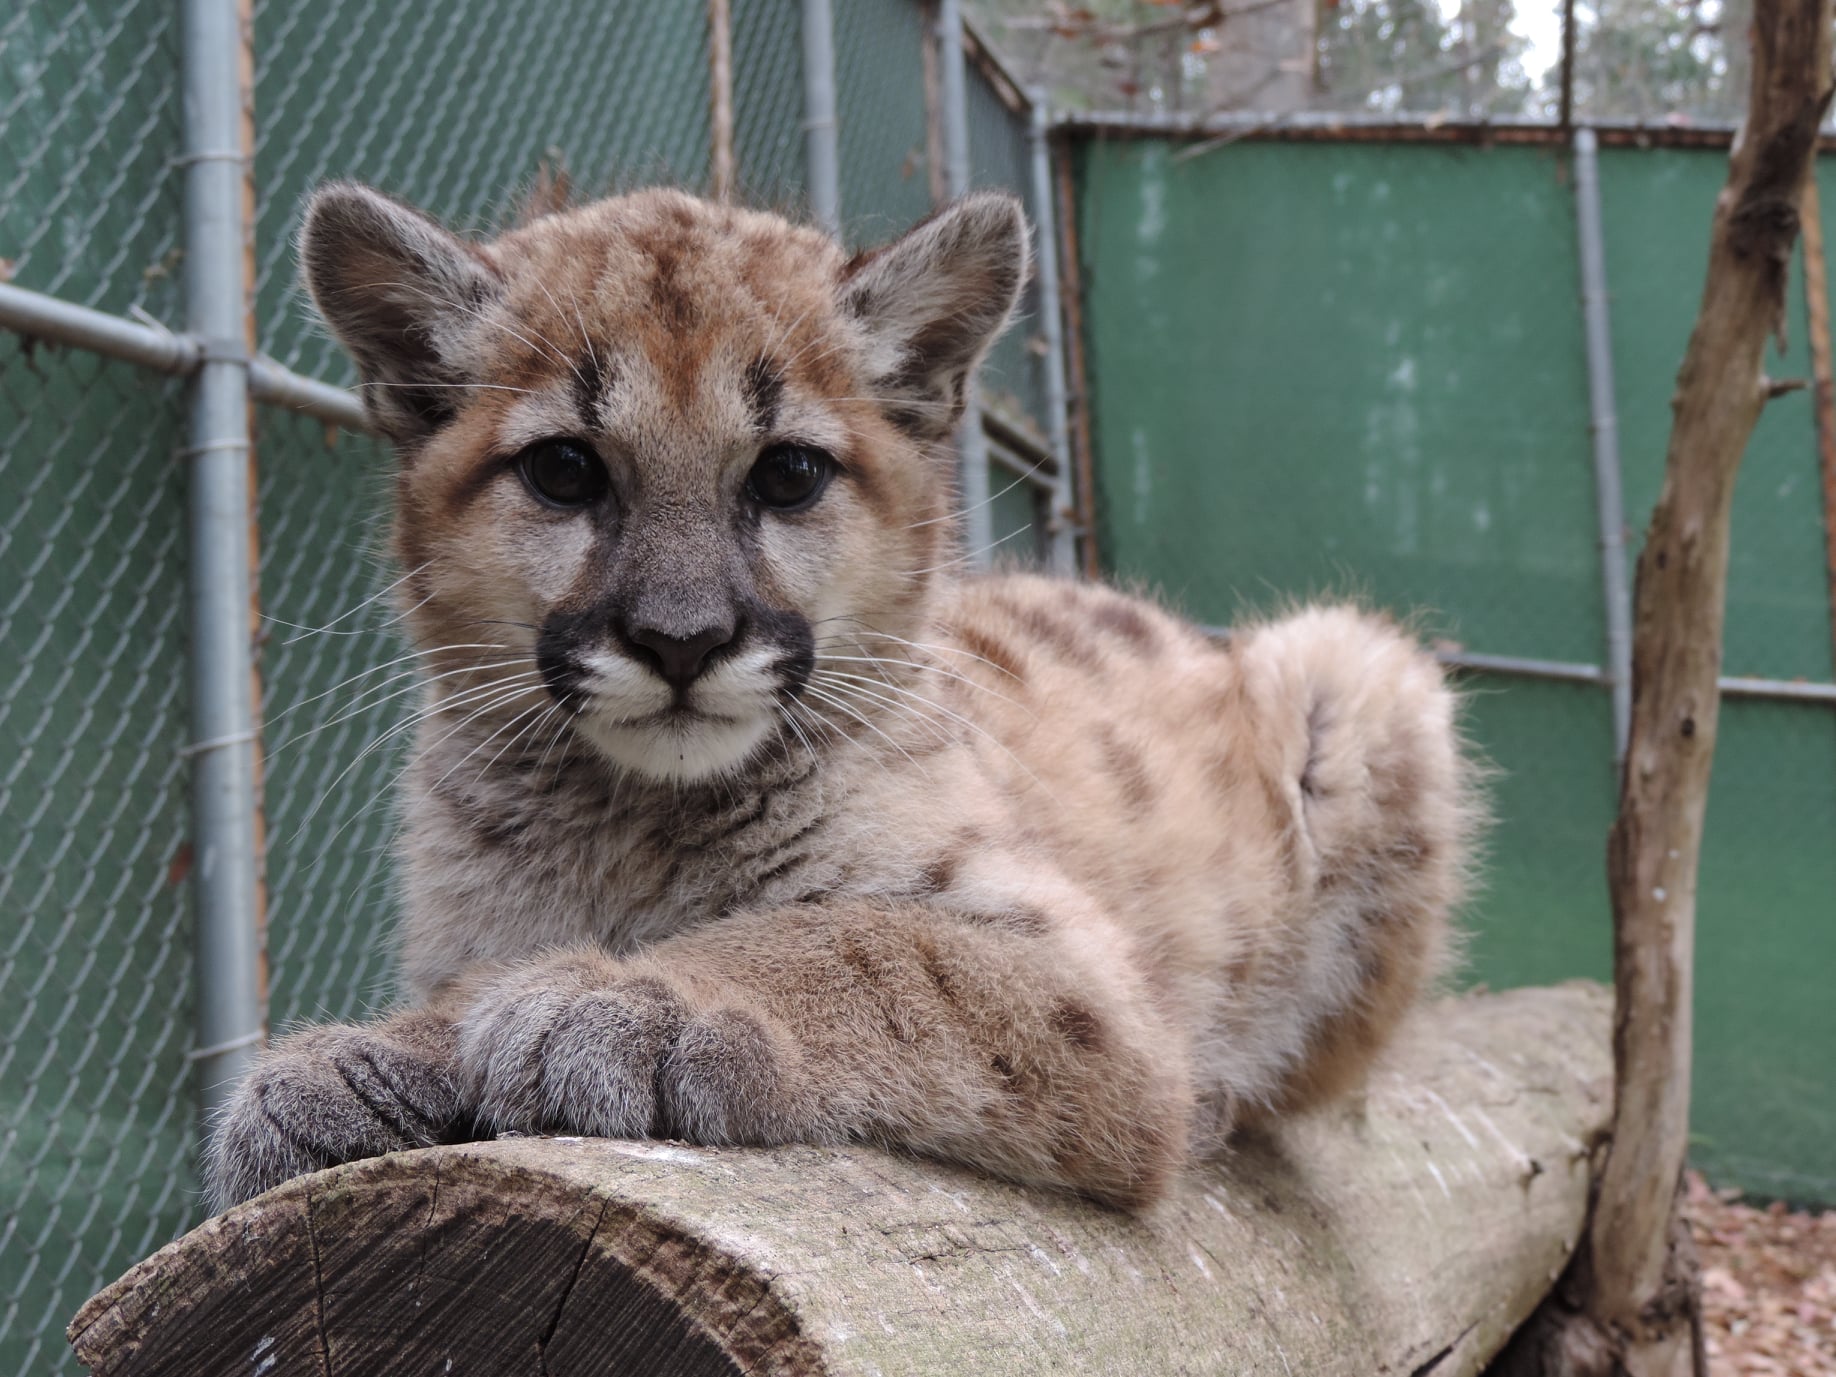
[205,1020,464,1210]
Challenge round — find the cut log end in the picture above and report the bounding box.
[69,984,1612,1377]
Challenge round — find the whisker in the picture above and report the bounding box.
[899,526,1028,578]
[812,667,1057,803]
[270,656,533,755]
[808,647,1031,713]
[269,643,512,720]
[905,452,1052,531]
[810,618,1025,682]
[295,679,544,866]
[352,381,538,396]
[797,683,929,777]
[262,562,428,640]
[809,672,956,747]
[285,673,546,842]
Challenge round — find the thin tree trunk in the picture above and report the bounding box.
[1496,8,1834,1375]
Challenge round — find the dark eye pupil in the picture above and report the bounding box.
[520,440,606,508]
[748,446,832,510]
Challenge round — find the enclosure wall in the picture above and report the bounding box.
[1073,135,1836,1205]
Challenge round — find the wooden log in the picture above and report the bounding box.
[69,984,1611,1377]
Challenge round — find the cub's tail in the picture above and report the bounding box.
[1224,604,1481,1121]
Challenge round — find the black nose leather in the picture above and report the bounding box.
[624,620,735,689]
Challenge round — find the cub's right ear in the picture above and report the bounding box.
[299,181,502,445]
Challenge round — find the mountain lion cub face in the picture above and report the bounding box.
[304,183,1023,781]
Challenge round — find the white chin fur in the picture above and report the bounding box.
[576,712,774,783]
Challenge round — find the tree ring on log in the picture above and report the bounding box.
[67,1149,813,1376]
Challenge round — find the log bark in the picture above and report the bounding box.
[1525,10,1835,1377]
[70,985,1609,1377]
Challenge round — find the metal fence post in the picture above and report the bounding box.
[180,0,266,1120]
[1028,92,1077,575]
[800,0,840,234]
[1573,127,1634,768]
[937,0,994,566]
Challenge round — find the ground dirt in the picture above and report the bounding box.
[1688,1171,1836,1374]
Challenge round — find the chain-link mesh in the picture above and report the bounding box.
[0,4,1066,1367]
[1,3,201,1373]
[835,0,935,245]
[0,344,197,1377]
[965,61,1052,448]
[732,0,808,210]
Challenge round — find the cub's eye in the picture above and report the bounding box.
[747,444,835,512]
[517,439,608,510]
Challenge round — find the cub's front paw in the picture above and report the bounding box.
[457,956,814,1146]
[205,1018,465,1210]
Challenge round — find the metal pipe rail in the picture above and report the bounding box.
[1573,127,1636,765]
[179,0,265,1120]
[0,281,371,433]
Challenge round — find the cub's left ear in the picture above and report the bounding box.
[840,192,1030,441]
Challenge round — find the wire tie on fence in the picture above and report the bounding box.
[178,727,259,759]
[173,148,248,167]
[186,1029,265,1062]
[178,438,251,460]
[126,303,178,336]
[198,335,250,364]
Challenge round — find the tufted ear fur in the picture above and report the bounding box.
[299,181,503,446]
[840,192,1030,442]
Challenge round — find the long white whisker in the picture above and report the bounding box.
[906,453,1052,530]
[428,699,551,800]
[529,278,594,397]
[297,680,544,865]
[808,648,1031,714]
[813,668,1056,803]
[809,618,1025,682]
[264,562,428,640]
[271,656,533,754]
[798,682,929,777]
[900,526,1028,578]
[809,672,956,747]
[271,643,512,720]
[351,381,538,396]
[285,673,545,841]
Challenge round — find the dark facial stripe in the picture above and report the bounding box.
[571,344,608,429]
[742,355,785,434]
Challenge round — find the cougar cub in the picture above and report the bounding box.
[206,182,1476,1210]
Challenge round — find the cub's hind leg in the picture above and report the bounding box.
[1225,605,1476,1119]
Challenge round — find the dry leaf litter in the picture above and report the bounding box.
[1689,1170,1836,1375]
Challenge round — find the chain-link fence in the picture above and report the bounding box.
[0,3,1075,1370]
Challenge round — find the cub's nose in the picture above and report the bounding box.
[622,618,736,690]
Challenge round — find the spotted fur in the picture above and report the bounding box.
[206,183,1481,1212]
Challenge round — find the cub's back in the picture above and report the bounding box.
[924,576,1288,956]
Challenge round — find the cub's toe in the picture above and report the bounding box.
[204,1024,464,1211]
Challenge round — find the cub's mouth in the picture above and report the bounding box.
[528,603,815,782]
[571,704,779,783]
